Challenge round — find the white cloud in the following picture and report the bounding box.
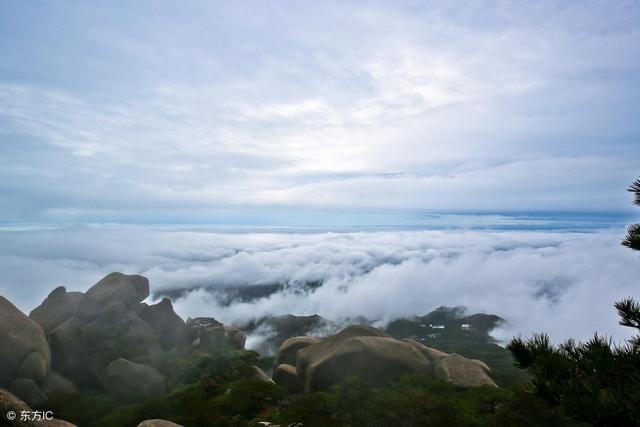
[1,226,638,346]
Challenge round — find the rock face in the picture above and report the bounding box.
[276,336,319,367]
[17,352,48,383]
[4,272,247,404]
[9,379,48,407]
[239,314,329,355]
[102,358,167,400]
[140,298,192,349]
[0,387,77,427]
[251,365,275,384]
[295,324,390,382]
[137,420,184,427]
[29,286,84,334]
[187,317,246,350]
[273,364,301,393]
[434,353,497,387]
[41,371,78,397]
[0,296,52,399]
[81,272,149,317]
[47,317,86,386]
[274,324,497,393]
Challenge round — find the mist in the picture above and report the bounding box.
[1,224,638,346]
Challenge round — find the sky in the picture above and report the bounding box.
[1,0,639,223]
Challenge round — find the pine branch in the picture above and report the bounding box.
[629,179,640,206]
[615,298,640,330]
[622,224,640,251]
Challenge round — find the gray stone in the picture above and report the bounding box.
[0,386,31,419]
[9,379,48,407]
[102,358,166,400]
[251,365,275,384]
[140,298,192,349]
[188,318,246,350]
[434,353,497,388]
[298,334,431,393]
[80,273,149,318]
[29,286,84,333]
[1,387,77,426]
[48,317,92,387]
[276,336,319,367]
[402,339,449,362]
[137,420,184,427]
[273,364,301,394]
[296,324,390,383]
[41,371,78,397]
[17,352,48,383]
[0,296,51,387]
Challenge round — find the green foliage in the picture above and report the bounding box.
[154,347,260,388]
[617,298,640,347]
[509,331,640,425]
[623,224,640,251]
[46,393,119,427]
[507,177,640,426]
[51,362,578,427]
[49,347,282,427]
[93,379,284,427]
[623,178,640,250]
[265,374,579,427]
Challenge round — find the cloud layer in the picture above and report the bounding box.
[1,1,639,221]
[1,226,638,346]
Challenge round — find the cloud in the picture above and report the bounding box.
[0,1,639,220]
[1,226,638,347]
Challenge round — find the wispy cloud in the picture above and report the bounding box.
[0,1,638,221]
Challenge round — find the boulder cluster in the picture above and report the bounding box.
[0,272,246,408]
[1,272,498,426]
[273,324,497,393]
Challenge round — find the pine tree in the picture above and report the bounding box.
[622,178,640,251]
[508,177,640,426]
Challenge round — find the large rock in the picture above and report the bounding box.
[102,358,166,400]
[48,317,90,387]
[187,317,246,350]
[83,301,157,375]
[250,365,275,384]
[39,274,169,392]
[1,386,32,418]
[29,286,84,333]
[140,298,192,349]
[290,324,498,393]
[41,371,78,397]
[0,296,51,387]
[276,336,319,367]
[296,324,390,381]
[17,352,48,383]
[137,420,184,427]
[296,325,430,393]
[80,272,149,318]
[402,339,449,363]
[0,387,77,426]
[434,353,497,388]
[273,364,301,394]
[9,379,48,407]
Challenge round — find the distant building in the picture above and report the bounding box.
[429,324,445,329]
[460,323,471,330]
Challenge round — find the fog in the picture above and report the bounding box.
[1,225,638,346]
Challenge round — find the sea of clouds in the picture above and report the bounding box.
[1,225,638,346]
